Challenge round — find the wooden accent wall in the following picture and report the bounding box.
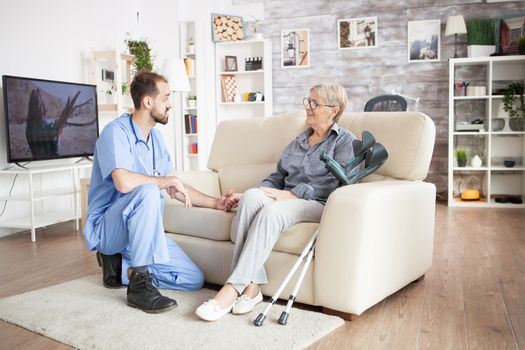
[237,0,525,196]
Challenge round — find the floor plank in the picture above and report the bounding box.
[1,204,524,350]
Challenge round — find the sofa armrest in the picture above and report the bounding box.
[314,180,436,315]
[173,170,221,198]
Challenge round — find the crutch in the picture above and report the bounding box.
[254,229,318,326]
[272,143,389,326]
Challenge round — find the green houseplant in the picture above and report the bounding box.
[125,36,153,72]
[518,36,525,55]
[466,18,495,57]
[503,82,524,131]
[456,148,467,167]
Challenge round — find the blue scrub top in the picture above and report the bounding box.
[84,113,173,250]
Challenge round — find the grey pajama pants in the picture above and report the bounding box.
[226,188,325,294]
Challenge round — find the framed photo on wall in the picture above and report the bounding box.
[407,19,441,62]
[281,29,310,68]
[224,56,238,72]
[338,17,377,49]
[211,14,244,42]
[496,13,525,54]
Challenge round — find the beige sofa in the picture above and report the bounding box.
[163,110,436,318]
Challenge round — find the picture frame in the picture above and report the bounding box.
[281,29,310,68]
[407,19,441,63]
[220,75,237,102]
[224,55,238,72]
[337,17,378,50]
[495,13,525,55]
[211,13,244,42]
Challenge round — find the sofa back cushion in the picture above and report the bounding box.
[208,111,435,194]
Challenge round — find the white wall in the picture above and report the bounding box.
[0,0,180,236]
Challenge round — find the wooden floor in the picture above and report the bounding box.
[0,203,524,349]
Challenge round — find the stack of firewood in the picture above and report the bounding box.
[213,15,244,41]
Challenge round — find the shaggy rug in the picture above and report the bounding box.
[0,275,344,349]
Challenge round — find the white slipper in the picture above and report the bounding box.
[232,289,263,315]
[195,299,236,321]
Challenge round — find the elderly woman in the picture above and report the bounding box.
[196,83,358,321]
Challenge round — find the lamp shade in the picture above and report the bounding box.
[161,58,191,92]
[445,15,467,36]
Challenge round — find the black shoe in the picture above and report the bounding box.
[127,268,178,314]
[96,252,125,289]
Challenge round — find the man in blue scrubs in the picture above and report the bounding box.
[84,71,236,313]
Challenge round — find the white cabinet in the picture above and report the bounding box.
[0,163,92,241]
[214,39,273,124]
[448,56,525,207]
[90,49,134,117]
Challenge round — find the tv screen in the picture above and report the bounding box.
[2,75,99,163]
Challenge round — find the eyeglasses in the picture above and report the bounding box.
[303,97,336,110]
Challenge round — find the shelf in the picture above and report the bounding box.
[185,154,199,157]
[184,107,197,111]
[215,39,265,46]
[453,96,489,100]
[185,133,198,137]
[218,70,264,75]
[219,101,265,105]
[0,187,79,202]
[0,210,77,230]
[490,167,525,171]
[491,131,525,135]
[0,162,92,175]
[453,131,488,135]
[453,167,488,171]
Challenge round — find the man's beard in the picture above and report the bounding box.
[152,108,170,125]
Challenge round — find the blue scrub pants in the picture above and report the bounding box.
[95,183,204,290]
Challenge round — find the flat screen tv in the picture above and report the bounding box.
[2,75,99,163]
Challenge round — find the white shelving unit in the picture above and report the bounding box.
[0,162,92,241]
[178,21,206,171]
[214,39,273,125]
[448,56,525,208]
[90,49,134,122]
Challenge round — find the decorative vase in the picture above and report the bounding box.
[254,33,264,40]
[458,159,467,167]
[490,118,505,131]
[509,118,524,131]
[467,45,495,58]
[187,100,196,109]
[471,155,482,168]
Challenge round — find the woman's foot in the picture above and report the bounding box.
[232,283,263,315]
[195,284,238,321]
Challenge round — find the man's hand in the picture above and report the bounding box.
[260,187,297,201]
[167,177,192,208]
[216,190,242,212]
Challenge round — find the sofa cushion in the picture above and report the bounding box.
[163,199,234,241]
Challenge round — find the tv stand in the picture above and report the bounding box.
[0,163,92,242]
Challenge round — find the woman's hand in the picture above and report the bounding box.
[167,177,192,208]
[216,190,242,211]
[260,187,297,201]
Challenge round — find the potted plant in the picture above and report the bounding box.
[466,18,495,57]
[503,82,524,131]
[518,36,525,55]
[249,15,263,40]
[456,148,467,167]
[125,36,153,72]
[187,95,197,108]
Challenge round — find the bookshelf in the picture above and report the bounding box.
[214,39,273,124]
[179,21,205,171]
[448,56,525,207]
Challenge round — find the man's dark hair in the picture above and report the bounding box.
[130,71,168,109]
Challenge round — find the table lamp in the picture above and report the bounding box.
[445,15,467,58]
[161,58,191,92]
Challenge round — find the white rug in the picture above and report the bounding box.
[0,275,344,349]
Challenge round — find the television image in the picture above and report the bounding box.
[2,75,99,163]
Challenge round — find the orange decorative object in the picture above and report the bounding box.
[461,189,480,201]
